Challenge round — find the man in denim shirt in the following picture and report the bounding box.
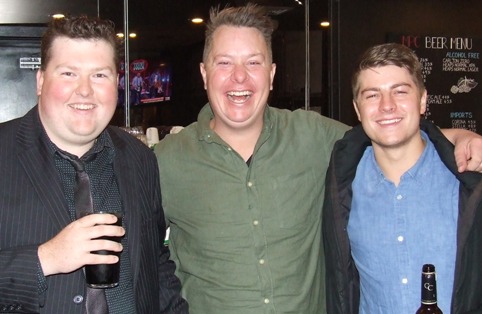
[323,43,482,314]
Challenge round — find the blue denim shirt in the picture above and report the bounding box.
[348,131,459,313]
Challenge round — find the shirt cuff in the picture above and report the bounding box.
[37,262,48,295]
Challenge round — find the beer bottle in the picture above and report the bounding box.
[416,264,443,313]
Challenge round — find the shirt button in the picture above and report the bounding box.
[259,259,265,265]
[397,236,404,242]
[396,194,403,200]
[247,182,253,187]
[73,295,84,304]
[264,298,270,304]
[253,220,259,226]
[227,147,232,151]
[402,278,408,284]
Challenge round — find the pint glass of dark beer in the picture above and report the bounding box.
[85,211,123,288]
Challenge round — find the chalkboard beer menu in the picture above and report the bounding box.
[389,34,481,134]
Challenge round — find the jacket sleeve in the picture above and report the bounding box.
[462,308,482,314]
[110,127,188,313]
[157,237,189,313]
[0,246,43,313]
[322,160,346,314]
[0,116,57,313]
[322,125,369,314]
[156,190,188,313]
[149,154,189,313]
[143,146,189,313]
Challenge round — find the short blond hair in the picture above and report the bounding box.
[203,3,275,63]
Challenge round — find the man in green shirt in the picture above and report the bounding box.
[154,4,482,314]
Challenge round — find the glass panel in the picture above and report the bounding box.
[99,0,329,128]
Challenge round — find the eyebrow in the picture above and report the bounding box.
[213,52,265,59]
[55,64,116,73]
[360,82,412,94]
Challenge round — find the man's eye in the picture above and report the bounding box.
[62,72,75,77]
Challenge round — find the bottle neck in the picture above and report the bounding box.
[421,271,438,304]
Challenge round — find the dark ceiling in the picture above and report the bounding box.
[0,0,327,56]
[99,0,328,55]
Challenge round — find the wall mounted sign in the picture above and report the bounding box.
[389,34,481,134]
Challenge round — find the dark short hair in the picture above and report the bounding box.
[203,3,275,62]
[352,43,425,99]
[40,15,119,71]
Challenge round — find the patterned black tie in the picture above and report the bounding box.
[59,151,109,314]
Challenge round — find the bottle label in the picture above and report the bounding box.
[421,270,437,304]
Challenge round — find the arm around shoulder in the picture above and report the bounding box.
[440,127,482,172]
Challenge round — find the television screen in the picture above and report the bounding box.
[117,58,172,106]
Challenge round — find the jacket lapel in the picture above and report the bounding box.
[16,107,71,229]
[109,128,142,287]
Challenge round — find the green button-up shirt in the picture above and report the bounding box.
[155,104,349,314]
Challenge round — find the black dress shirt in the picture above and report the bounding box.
[49,131,137,313]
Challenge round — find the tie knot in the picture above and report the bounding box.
[70,158,86,172]
[57,150,86,172]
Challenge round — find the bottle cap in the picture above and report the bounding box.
[422,264,435,272]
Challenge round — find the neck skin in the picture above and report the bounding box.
[372,134,426,186]
[210,119,262,162]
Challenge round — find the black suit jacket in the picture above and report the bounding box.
[0,106,188,313]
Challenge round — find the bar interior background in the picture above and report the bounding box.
[1,0,481,134]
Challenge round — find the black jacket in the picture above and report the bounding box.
[322,120,482,314]
[0,106,188,313]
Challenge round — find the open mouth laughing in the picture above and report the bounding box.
[227,90,253,103]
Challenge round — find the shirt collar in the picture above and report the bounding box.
[365,130,433,186]
[404,130,432,182]
[42,127,114,162]
[196,103,273,144]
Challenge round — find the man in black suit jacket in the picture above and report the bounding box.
[0,16,188,313]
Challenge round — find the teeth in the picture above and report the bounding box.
[379,118,401,125]
[227,91,252,96]
[71,104,95,110]
[227,90,252,104]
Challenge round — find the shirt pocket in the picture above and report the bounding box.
[271,168,322,229]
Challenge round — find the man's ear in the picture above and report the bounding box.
[420,89,427,115]
[36,69,44,96]
[353,99,362,122]
[269,63,276,91]
[200,63,207,90]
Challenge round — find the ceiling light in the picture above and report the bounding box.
[116,33,137,38]
[320,21,330,28]
[51,13,65,19]
[191,17,204,24]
